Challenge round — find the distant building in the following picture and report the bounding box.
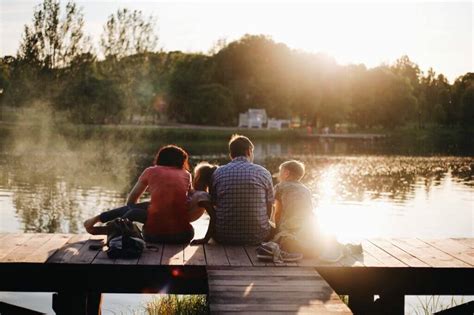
[238,108,268,128]
[267,118,291,130]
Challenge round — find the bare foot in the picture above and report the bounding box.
[83,216,108,235]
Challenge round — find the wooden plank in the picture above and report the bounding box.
[207,268,320,277]
[161,244,184,265]
[183,244,206,265]
[225,246,252,266]
[208,279,327,286]
[204,244,229,266]
[420,238,474,266]
[209,274,325,282]
[115,255,139,265]
[210,303,352,313]
[68,237,103,264]
[47,234,91,263]
[209,291,340,302]
[208,266,352,314]
[92,249,112,264]
[360,239,406,267]
[244,245,274,266]
[298,256,324,267]
[338,253,365,267]
[21,234,71,263]
[343,248,386,267]
[390,238,469,268]
[453,238,473,249]
[2,234,55,262]
[370,238,428,267]
[0,234,36,261]
[208,285,327,292]
[137,244,163,265]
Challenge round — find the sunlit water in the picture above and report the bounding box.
[0,126,472,314]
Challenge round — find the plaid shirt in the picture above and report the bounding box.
[211,156,274,245]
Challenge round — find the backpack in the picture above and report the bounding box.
[105,218,146,259]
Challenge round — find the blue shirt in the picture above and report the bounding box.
[211,156,274,245]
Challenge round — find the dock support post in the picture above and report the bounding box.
[52,291,101,315]
[374,293,404,315]
[348,292,373,314]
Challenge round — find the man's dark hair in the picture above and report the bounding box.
[229,134,254,158]
[154,145,190,170]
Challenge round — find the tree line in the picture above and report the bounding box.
[0,0,472,128]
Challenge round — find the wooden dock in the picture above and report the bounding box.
[0,233,472,314]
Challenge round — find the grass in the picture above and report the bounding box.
[144,295,209,315]
[408,296,466,315]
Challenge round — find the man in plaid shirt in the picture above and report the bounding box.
[211,135,274,245]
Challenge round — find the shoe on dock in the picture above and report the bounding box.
[256,241,303,263]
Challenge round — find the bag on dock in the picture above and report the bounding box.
[105,218,145,259]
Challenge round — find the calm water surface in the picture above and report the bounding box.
[0,131,472,239]
[0,126,472,314]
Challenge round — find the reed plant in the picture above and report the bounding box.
[144,294,209,315]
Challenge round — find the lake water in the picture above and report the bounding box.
[0,125,472,314]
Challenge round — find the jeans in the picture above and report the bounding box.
[99,202,149,223]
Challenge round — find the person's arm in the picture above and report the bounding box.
[126,180,147,205]
[190,201,215,245]
[273,199,282,228]
[267,202,274,220]
[264,171,275,218]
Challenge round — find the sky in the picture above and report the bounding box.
[0,0,472,82]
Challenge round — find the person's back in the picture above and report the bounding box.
[143,165,192,236]
[211,135,274,245]
[274,180,315,247]
[272,160,318,255]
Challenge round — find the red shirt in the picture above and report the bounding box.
[139,166,192,235]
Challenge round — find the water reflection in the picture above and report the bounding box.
[0,126,473,238]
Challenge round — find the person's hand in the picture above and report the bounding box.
[190,238,209,245]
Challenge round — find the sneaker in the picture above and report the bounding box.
[256,242,303,263]
[256,247,274,261]
[279,251,303,262]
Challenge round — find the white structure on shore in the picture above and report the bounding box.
[238,108,291,130]
[238,109,267,128]
[267,118,291,130]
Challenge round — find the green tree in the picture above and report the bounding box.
[57,72,124,124]
[18,0,90,69]
[100,8,158,59]
[452,73,474,127]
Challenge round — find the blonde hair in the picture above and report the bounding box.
[193,162,219,192]
[279,160,305,181]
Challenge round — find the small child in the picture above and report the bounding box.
[188,162,218,245]
[271,160,319,257]
[271,160,361,262]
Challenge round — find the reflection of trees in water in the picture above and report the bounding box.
[264,156,474,203]
[4,154,130,232]
[0,129,141,232]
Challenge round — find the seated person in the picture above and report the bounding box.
[83,145,195,244]
[270,160,361,262]
[188,162,218,245]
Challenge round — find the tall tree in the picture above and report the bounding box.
[100,8,158,59]
[17,0,90,69]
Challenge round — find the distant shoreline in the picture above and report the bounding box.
[0,121,389,140]
[1,121,472,143]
